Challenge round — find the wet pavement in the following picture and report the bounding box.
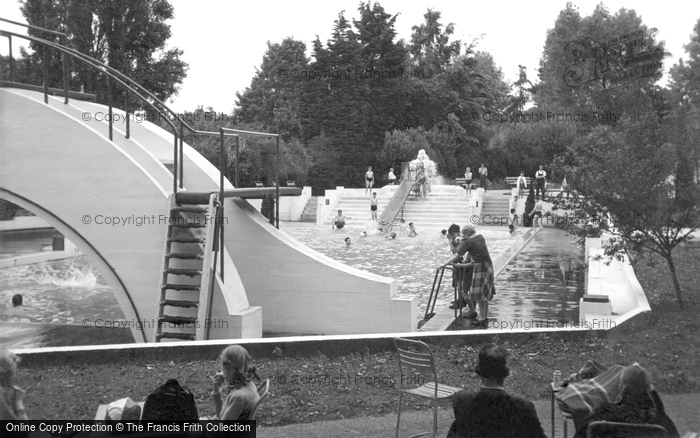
[453,227,585,331]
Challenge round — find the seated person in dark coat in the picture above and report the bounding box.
[447,344,546,438]
[574,363,679,438]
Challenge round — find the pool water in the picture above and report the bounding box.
[1,224,583,347]
[280,223,518,317]
[0,256,122,325]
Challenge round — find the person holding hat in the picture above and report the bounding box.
[447,344,546,438]
[440,224,495,326]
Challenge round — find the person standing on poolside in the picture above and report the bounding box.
[530,197,544,229]
[479,164,488,191]
[365,166,374,196]
[535,165,546,199]
[446,224,477,318]
[516,170,528,198]
[464,167,473,198]
[370,192,379,222]
[388,167,397,185]
[440,224,495,327]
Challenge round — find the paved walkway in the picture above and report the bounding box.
[258,392,700,437]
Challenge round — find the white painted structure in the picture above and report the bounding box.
[580,236,651,327]
[0,88,416,341]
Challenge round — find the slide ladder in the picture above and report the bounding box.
[155,194,220,341]
[378,179,416,231]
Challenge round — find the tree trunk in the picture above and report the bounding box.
[664,254,685,309]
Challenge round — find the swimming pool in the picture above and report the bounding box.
[280,223,519,316]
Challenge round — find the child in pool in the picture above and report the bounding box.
[407,222,417,237]
[399,218,407,234]
[344,237,351,247]
[385,232,397,240]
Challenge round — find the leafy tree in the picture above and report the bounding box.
[552,115,700,309]
[536,3,665,124]
[235,38,309,142]
[668,17,700,105]
[18,0,188,109]
[408,8,461,77]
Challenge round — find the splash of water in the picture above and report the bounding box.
[409,149,445,184]
[35,258,99,288]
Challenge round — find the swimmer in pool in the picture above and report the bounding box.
[385,232,397,240]
[359,231,367,242]
[345,237,351,247]
[407,222,417,237]
[332,210,350,230]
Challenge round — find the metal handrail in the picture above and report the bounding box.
[1,19,286,288]
[0,24,246,195]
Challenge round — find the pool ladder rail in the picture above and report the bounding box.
[419,265,456,329]
[155,193,221,342]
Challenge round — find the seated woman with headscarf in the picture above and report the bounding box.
[574,363,679,438]
[0,349,29,420]
[210,345,260,420]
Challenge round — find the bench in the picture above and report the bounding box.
[455,178,475,189]
[505,177,520,187]
[255,181,264,188]
[286,180,295,187]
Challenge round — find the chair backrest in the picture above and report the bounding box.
[286,180,295,187]
[588,421,666,438]
[394,338,438,384]
[249,379,270,421]
[254,181,264,188]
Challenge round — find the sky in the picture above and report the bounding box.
[1,1,700,114]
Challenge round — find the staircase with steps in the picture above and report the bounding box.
[479,191,512,225]
[155,193,221,342]
[299,196,318,222]
[325,186,474,229]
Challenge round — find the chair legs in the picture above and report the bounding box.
[396,390,403,438]
[396,391,438,438]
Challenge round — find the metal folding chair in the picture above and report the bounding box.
[249,379,270,421]
[394,338,462,438]
[588,421,666,438]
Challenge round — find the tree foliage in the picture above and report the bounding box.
[552,115,700,308]
[17,0,188,109]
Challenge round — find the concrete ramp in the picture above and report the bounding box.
[1,88,417,339]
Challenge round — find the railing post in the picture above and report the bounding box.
[275,136,280,229]
[219,128,225,282]
[173,133,178,195]
[235,136,240,188]
[179,122,184,189]
[8,35,13,82]
[62,45,68,104]
[107,75,113,141]
[42,45,48,104]
[125,89,130,139]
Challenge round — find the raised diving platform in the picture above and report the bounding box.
[176,187,302,204]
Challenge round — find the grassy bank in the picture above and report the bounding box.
[13,248,699,426]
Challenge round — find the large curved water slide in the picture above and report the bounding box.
[0,88,417,339]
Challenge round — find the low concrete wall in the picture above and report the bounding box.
[581,237,651,327]
[0,215,52,231]
[317,186,345,226]
[13,327,597,367]
[278,186,312,221]
[0,239,80,269]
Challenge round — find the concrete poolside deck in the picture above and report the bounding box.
[257,392,700,438]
